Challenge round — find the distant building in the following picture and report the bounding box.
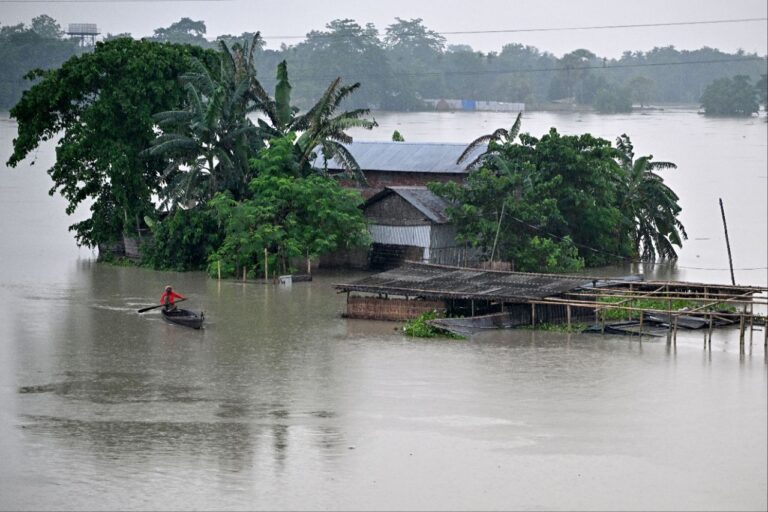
[67,23,100,46]
[424,99,525,113]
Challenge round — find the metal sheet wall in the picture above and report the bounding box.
[369,224,431,248]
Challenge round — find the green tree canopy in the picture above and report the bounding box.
[700,75,759,116]
[208,135,370,278]
[7,38,214,247]
[434,127,684,270]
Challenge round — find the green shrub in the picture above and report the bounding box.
[403,311,465,339]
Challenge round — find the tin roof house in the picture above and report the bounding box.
[362,186,480,270]
[312,141,486,197]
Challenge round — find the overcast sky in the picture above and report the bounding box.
[2,0,766,58]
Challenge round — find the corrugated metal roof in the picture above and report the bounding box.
[335,262,593,302]
[364,186,452,224]
[312,141,486,173]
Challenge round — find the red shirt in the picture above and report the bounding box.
[160,290,184,305]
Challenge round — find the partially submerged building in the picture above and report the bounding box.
[335,261,597,323]
[335,262,768,341]
[363,186,479,269]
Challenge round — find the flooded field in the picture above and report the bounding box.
[1,110,766,510]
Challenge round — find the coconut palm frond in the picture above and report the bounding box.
[508,112,523,140]
[322,140,368,186]
[457,134,496,166]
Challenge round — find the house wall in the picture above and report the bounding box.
[365,194,431,226]
[344,296,446,321]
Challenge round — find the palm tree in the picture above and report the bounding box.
[148,35,264,206]
[255,62,378,185]
[615,134,687,261]
[456,111,522,169]
[292,77,377,184]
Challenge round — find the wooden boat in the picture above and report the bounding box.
[161,308,204,329]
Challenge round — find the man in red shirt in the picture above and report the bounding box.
[160,285,185,311]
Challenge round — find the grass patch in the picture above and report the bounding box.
[520,322,587,333]
[403,311,465,339]
[598,297,737,321]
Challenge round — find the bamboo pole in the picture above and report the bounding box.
[567,305,572,330]
[531,303,536,327]
[719,198,736,286]
[217,260,221,281]
[264,248,268,281]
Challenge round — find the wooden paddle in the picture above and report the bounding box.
[137,297,186,313]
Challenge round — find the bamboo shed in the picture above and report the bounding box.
[336,262,768,343]
[335,262,598,323]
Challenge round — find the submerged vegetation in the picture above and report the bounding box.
[403,311,465,339]
[597,297,737,321]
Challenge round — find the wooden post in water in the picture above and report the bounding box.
[243,266,247,282]
[531,303,536,327]
[708,314,714,346]
[566,305,572,330]
[719,198,736,286]
[264,248,268,282]
[601,309,605,334]
[217,260,221,281]
[672,315,678,344]
[764,317,767,347]
[739,314,745,346]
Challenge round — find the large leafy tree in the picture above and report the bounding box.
[435,128,636,270]
[615,134,686,260]
[148,35,264,206]
[383,18,446,109]
[150,17,210,46]
[6,38,213,247]
[0,18,81,109]
[700,75,759,116]
[289,19,391,110]
[209,135,370,278]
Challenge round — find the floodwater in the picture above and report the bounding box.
[0,110,766,511]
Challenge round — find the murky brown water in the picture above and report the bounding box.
[1,111,766,510]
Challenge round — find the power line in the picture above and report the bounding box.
[286,56,767,84]
[0,0,229,2]
[265,17,768,40]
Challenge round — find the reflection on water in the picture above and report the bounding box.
[1,111,766,510]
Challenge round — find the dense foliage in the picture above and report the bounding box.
[6,38,214,247]
[3,15,766,112]
[431,128,686,272]
[207,136,370,278]
[141,208,223,271]
[700,75,760,116]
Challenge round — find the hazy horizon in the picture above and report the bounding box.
[1,0,766,58]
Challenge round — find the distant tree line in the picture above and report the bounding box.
[2,15,766,112]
